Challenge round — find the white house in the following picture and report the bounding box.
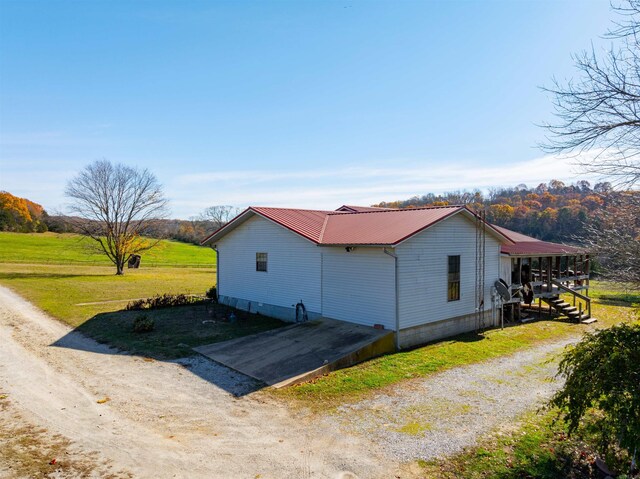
[201,205,589,349]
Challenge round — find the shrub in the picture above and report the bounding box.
[206,286,217,301]
[126,293,203,311]
[549,322,640,470]
[133,314,155,333]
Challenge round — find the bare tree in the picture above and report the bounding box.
[580,192,640,285]
[541,1,640,188]
[542,1,640,288]
[65,160,169,275]
[199,205,241,230]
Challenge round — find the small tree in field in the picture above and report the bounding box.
[65,160,168,275]
[550,323,640,471]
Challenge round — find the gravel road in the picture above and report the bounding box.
[0,286,390,479]
[328,336,578,462]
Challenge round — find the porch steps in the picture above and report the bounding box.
[542,296,592,323]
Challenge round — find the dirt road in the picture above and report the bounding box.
[0,286,390,479]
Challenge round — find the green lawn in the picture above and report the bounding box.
[0,262,217,326]
[418,410,606,479]
[0,232,280,359]
[0,231,216,267]
[274,283,638,409]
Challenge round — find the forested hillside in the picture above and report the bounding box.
[0,191,48,232]
[374,180,617,242]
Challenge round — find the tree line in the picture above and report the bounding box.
[0,191,49,233]
[374,180,626,243]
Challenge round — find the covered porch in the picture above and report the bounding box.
[494,225,592,323]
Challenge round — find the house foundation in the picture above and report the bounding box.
[398,310,497,349]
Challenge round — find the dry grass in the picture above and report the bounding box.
[0,395,130,478]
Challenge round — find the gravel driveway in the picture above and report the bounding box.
[0,286,390,479]
[0,283,587,478]
[328,337,577,463]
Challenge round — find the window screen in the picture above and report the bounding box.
[447,255,460,301]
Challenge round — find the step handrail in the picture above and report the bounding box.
[551,279,591,318]
[551,280,590,301]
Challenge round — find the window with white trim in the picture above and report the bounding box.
[256,252,268,272]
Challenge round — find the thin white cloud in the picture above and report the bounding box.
[168,152,602,215]
[1,151,606,219]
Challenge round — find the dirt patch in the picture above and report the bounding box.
[0,394,128,478]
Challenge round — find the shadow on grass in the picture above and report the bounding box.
[51,302,285,396]
[0,272,114,280]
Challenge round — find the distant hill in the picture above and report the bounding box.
[0,191,48,233]
[374,179,618,243]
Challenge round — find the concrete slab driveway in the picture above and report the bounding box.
[194,318,395,387]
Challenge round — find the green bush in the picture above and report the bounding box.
[206,286,217,300]
[132,314,154,333]
[126,293,203,311]
[550,322,640,471]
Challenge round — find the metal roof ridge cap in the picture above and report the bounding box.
[325,205,462,216]
[318,214,331,243]
[252,206,336,214]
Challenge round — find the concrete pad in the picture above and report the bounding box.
[194,318,395,388]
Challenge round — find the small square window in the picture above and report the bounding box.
[447,255,460,301]
[256,252,268,272]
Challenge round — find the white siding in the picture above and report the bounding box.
[500,255,512,284]
[396,213,501,329]
[320,247,396,330]
[216,215,321,314]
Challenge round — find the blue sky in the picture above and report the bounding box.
[0,0,612,218]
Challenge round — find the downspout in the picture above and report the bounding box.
[383,247,400,350]
[212,245,219,302]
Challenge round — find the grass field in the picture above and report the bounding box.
[0,232,286,358]
[0,231,220,326]
[0,262,217,326]
[0,232,216,267]
[274,283,639,409]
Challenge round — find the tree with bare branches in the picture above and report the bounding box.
[542,1,640,188]
[543,1,640,289]
[199,205,241,230]
[65,160,169,275]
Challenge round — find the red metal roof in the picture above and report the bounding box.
[251,207,335,243]
[320,206,462,245]
[501,241,586,256]
[202,205,513,246]
[493,224,587,256]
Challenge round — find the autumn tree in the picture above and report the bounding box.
[0,191,48,232]
[65,160,168,275]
